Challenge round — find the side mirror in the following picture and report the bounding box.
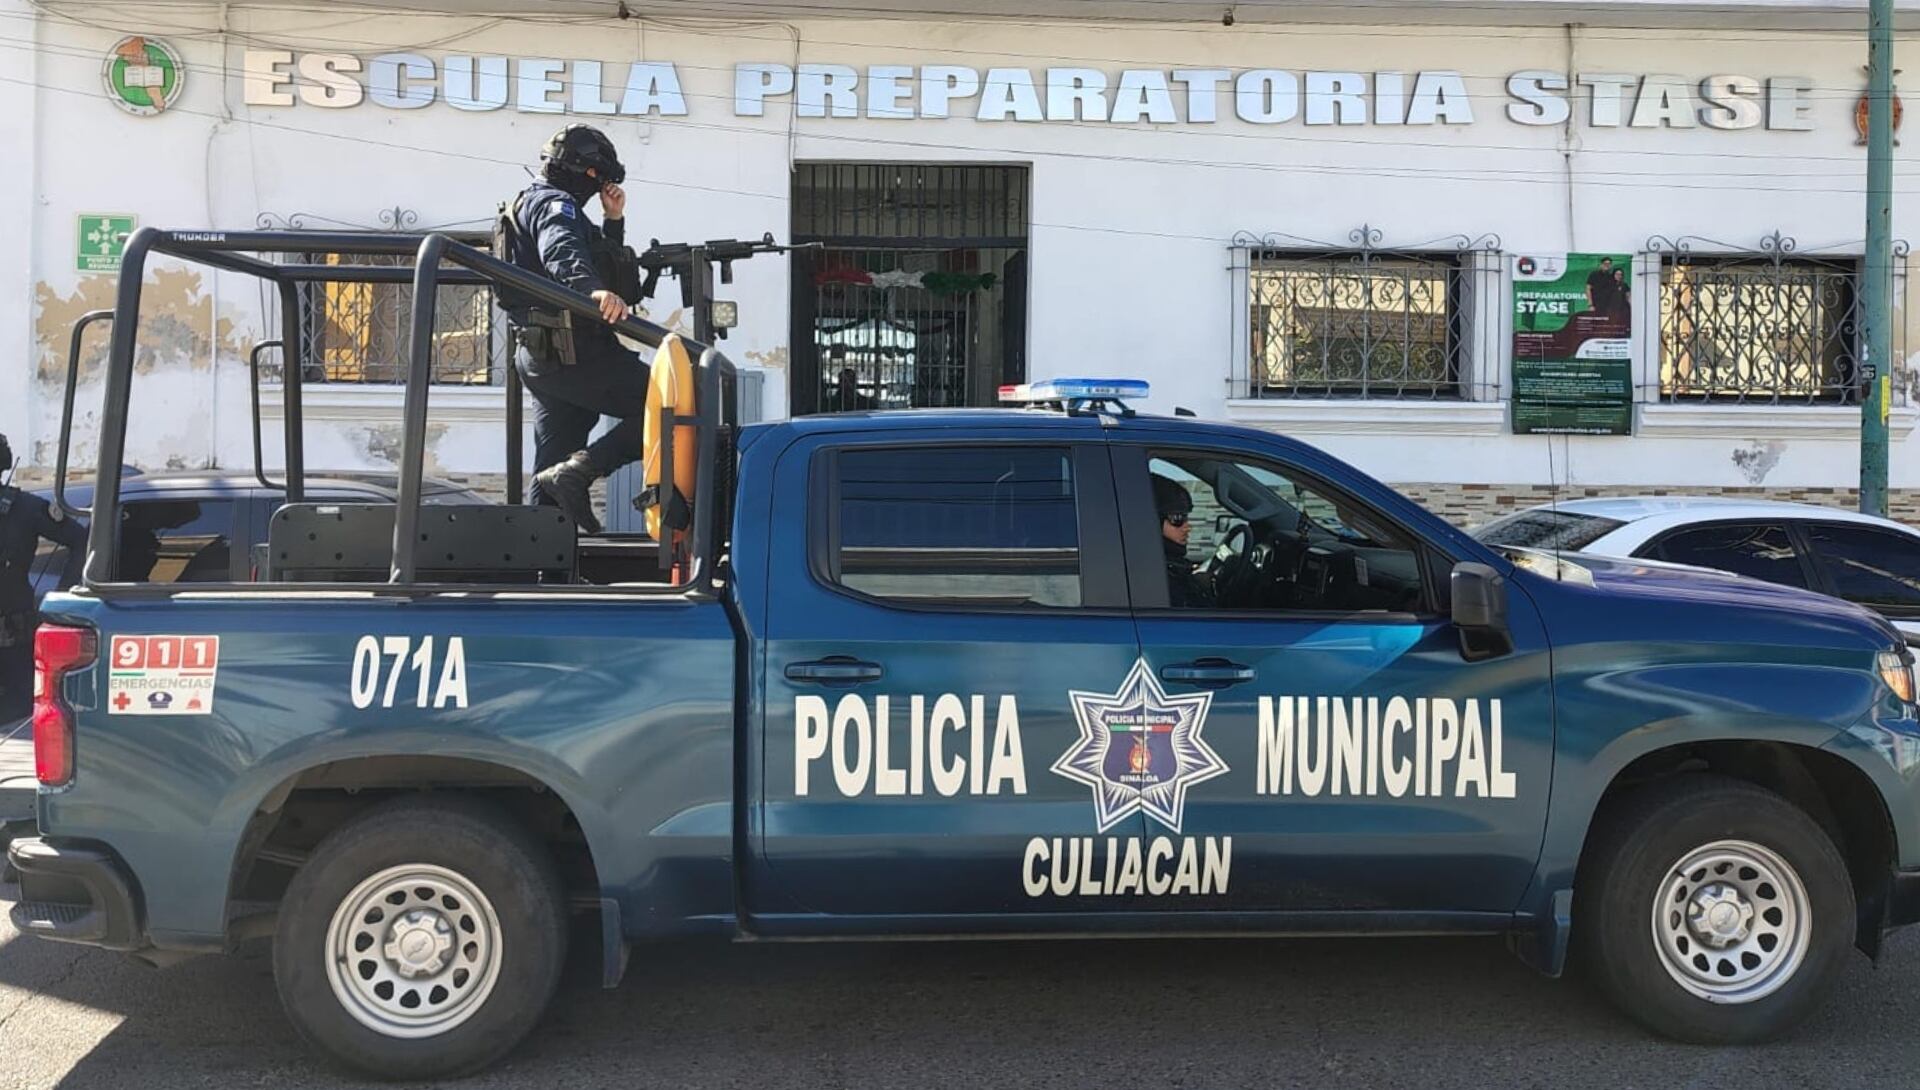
[1451,561,1513,661]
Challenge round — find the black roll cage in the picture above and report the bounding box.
[72,227,739,596]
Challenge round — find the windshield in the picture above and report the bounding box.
[1472,509,1626,551]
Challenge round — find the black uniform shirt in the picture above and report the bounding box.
[1163,536,1213,609]
[512,183,626,294]
[0,486,86,615]
[508,181,626,355]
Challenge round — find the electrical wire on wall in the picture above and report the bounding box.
[30,0,1920,48]
[0,37,1906,196]
[16,2,1914,104]
[5,5,1912,252]
[0,31,1897,184]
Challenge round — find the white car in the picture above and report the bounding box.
[1471,496,1920,641]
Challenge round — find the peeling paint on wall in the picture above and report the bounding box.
[1731,440,1786,484]
[31,269,255,471]
[745,346,789,370]
[33,269,247,384]
[359,422,450,475]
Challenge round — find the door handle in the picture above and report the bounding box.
[1160,659,1256,687]
[785,657,884,684]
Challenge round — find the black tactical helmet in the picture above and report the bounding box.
[0,433,12,473]
[1150,474,1193,518]
[541,123,625,185]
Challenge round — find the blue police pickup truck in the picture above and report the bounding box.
[12,229,1920,1079]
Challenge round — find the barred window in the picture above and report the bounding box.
[295,253,505,386]
[1246,249,1468,399]
[1658,254,1862,404]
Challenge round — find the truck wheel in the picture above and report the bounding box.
[271,797,567,1079]
[1578,774,1854,1044]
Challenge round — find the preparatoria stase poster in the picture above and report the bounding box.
[1511,253,1634,435]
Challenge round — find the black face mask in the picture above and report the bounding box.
[543,163,601,202]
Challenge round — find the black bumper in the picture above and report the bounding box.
[1892,868,1920,928]
[6,837,146,951]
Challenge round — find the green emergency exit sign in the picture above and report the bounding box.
[77,214,137,272]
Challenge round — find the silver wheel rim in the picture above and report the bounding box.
[1650,839,1811,1005]
[323,863,504,1039]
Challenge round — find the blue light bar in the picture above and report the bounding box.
[998,378,1150,403]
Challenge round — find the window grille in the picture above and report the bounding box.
[296,253,504,386]
[791,163,1030,414]
[1650,232,1908,406]
[1233,228,1500,400]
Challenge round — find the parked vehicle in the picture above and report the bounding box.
[12,230,1920,1079]
[28,472,487,600]
[1473,497,1920,640]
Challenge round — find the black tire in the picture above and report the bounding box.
[272,796,567,1080]
[1577,774,1855,1044]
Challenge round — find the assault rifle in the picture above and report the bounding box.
[595,233,816,341]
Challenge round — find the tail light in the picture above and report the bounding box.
[33,624,96,787]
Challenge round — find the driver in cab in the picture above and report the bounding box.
[1154,474,1214,608]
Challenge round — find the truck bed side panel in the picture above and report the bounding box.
[37,594,736,944]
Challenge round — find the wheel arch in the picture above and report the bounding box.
[222,752,609,943]
[1575,738,1897,955]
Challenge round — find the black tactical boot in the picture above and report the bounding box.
[534,450,602,535]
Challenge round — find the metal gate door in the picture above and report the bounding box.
[791,164,1029,415]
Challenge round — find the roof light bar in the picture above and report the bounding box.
[998,378,1150,404]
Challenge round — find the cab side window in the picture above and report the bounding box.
[1148,453,1426,614]
[832,446,1081,608]
[1803,522,1920,612]
[1648,523,1808,589]
[116,498,235,583]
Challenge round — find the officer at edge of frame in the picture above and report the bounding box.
[0,434,86,721]
[498,123,649,536]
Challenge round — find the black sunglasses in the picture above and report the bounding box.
[1163,513,1189,527]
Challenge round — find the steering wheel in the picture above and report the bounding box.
[1199,523,1248,576]
[1203,524,1260,605]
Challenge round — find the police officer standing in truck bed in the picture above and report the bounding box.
[498,123,648,535]
[0,434,85,720]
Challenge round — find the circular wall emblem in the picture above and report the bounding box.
[102,36,183,116]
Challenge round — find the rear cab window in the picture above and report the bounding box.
[828,445,1085,609]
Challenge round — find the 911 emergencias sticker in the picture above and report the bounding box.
[107,635,219,715]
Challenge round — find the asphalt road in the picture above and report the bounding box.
[5,883,1920,1090]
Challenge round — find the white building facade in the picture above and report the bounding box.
[7,0,1920,521]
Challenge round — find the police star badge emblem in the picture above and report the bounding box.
[1051,659,1229,833]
